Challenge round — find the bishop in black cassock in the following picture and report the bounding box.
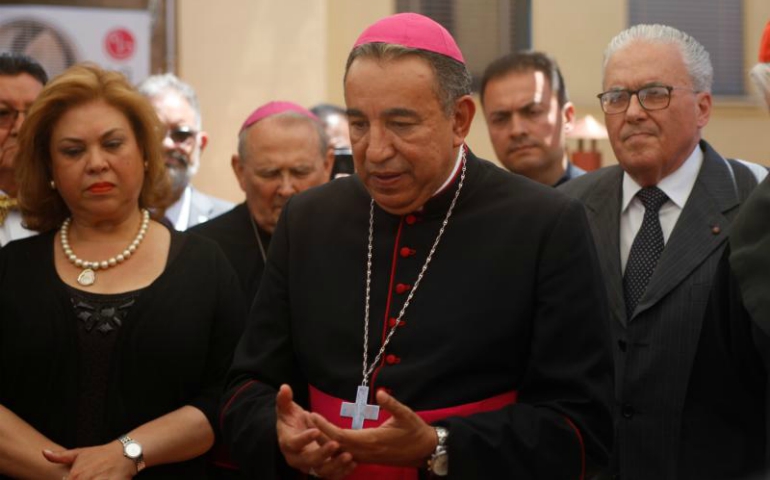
[221,13,613,480]
[190,101,332,307]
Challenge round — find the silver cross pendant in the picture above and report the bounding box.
[340,385,380,429]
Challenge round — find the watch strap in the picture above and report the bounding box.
[427,426,449,476]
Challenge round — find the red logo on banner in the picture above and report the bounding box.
[105,28,135,60]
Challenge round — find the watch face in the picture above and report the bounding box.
[125,442,142,459]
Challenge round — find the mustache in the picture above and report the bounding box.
[507,139,539,151]
[165,150,190,168]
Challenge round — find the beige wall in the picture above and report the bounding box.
[181,0,770,201]
[177,0,329,203]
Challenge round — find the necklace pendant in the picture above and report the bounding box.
[77,268,96,287]
[340,385,380,430]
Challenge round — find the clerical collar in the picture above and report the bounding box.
[433,147,465,197]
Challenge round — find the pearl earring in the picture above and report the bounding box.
[49,180,56,190]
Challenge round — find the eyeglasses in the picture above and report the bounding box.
[596,86,697,114]
[163,126,197,144]
[0,106,27,129]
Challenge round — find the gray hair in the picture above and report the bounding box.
[137,73,202,128]
[344,43,472,116]
[238,112,330,162]
[603,24,713,93]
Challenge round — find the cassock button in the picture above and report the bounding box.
[621,403,635,419]
[405,214,418,225]
[385,354,401,365]
[388,318,407,328]
[399,247,416,258]
[395,283,412,294]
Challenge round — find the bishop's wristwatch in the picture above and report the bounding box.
[427,426,449,476]
[119,435,146,473]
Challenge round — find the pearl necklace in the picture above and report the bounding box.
[60,209,151,287]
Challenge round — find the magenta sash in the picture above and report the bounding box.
[308,385,518,480]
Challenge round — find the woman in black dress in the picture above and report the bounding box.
[0,64,244,479]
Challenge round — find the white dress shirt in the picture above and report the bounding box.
[620,145,703,273]
[165,185,192,231]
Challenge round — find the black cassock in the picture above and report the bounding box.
[190,202,269,306]
[222,151,614,479]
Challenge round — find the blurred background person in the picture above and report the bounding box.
[138,73,232,230]
[0,64,244,479]
[191,101,332,305]
[750,20,770,111]
[311,102,355,178]
[0,52,46,247]
[310,102,351,151]
[480,51,583,187]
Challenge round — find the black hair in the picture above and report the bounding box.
[0,52,48,85]
[480,51,567,107]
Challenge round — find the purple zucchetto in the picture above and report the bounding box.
[240,101,319,133]
[353,13,465,64]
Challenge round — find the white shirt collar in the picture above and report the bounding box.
[433,146,464,196]
[621,144,704,212]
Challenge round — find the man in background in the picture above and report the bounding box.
[311,103,355,178]
[310,103,351,151]
[0,53,46,247]
[560,24,766,480]
[480,51,583,186]
[191,101,332,304]
[138,73,232,229]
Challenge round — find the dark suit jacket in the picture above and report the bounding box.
[559,140,760,480]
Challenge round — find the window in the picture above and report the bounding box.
[396,0,531,90]
[628,0,744,96]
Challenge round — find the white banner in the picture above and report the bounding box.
[0,5,151,83]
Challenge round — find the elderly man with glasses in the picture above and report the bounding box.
[138,74,232,230]
[560,24,767,480]
[0,53,46,247]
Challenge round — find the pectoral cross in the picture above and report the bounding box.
[340,385,380,430]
